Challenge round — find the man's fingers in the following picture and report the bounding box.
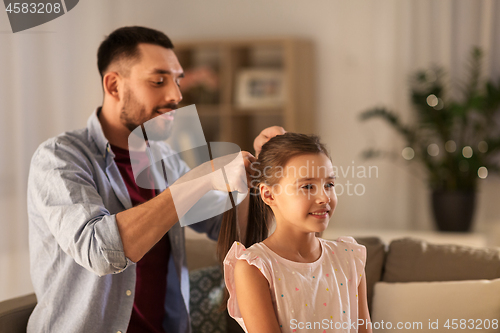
[241,151,256,167]
[254,126,286,157]
[261,126,286,138]
[241,151,255,160]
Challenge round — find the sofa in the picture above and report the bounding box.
[2,236,500,333]
[185,236,500,333]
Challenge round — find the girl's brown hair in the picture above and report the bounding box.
[217,132,330,309]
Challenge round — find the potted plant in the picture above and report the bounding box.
[360,47,500,232]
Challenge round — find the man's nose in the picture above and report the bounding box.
[165,77,183,104]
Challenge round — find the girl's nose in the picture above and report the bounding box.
[316,188,331,204]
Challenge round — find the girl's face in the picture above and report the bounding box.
[261,153,337,234]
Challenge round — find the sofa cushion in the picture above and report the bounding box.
[371,278,500,332]
[354,237,386,308]
[189,266,226,333]
[383,237,500,282]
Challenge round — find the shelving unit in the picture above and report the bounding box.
[175,38,315,153]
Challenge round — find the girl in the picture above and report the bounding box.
[218,133,372,333]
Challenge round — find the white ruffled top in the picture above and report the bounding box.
[223,237,366,333]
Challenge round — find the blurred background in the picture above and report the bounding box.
[1,0,499,302]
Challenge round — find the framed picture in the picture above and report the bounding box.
[235,69,285,108]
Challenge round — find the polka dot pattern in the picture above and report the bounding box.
[223,236,367,333]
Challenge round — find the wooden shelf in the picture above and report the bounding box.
[191,104,221,116]
[175,38,315,153]
[232,106,283,116]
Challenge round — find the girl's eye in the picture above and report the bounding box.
[325,182,335,189]
[301,184,313,190]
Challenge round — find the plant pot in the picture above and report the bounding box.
[431,190,476,232]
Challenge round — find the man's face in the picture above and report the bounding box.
[119,43,184,141]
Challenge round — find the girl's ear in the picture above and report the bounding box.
[259,184,275,206]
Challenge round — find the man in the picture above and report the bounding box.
[27,26,284,333]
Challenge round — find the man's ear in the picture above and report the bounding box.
[259,184,275,207]
[103,72,121,101]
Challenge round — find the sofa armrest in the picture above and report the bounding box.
[0,293,37,333]
[354,237,386,311]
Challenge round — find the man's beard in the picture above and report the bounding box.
[120,88,177,142]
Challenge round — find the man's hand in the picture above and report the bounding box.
[253,126,286,158]
[209,151,256,193]
[241,151,257,188]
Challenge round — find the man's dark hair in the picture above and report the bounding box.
[97,26,174,80]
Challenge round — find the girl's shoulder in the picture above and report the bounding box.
[226,240,270,256]
[320,237,367,284]
[223,241,274,268]
[320,236,362,247]
[223,241,280,331]
[320,236,366,258]
[223,241,275,286]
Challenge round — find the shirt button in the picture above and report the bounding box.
[117,331,122,333]
[126,290,132,296]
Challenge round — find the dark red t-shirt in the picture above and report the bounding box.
[110,144,171,333]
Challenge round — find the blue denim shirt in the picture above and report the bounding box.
[27,108,221,333]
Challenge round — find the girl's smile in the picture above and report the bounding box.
[308,210,329,218]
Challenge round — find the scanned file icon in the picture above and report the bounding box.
[128,104,247,227]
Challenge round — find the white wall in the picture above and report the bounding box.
[1,0,499,301]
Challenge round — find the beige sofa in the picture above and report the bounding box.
[185,236,500,332]
[2,236,499,333]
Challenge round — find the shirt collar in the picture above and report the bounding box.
[87,107,115,159]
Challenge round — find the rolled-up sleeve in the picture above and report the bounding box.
[28,138,129,276]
